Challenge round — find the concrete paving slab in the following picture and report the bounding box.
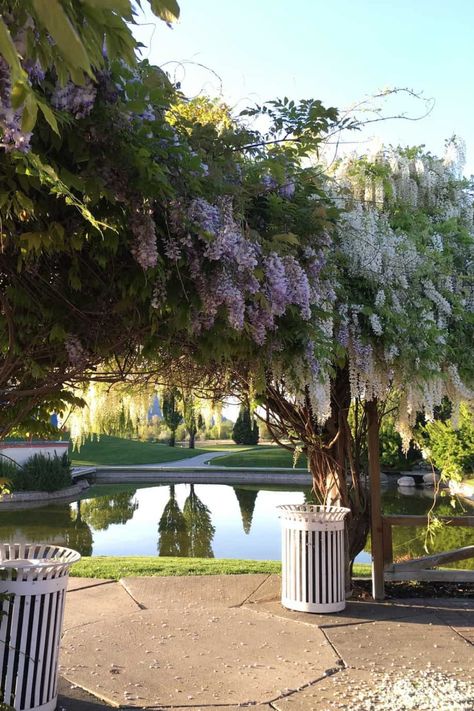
[59,605,339,707]
[58,676,115,710]
[324,614,474,679]
[245,598,421,628]
[391,597,474,611]
[246,573,281,603]
[159,708,272,710]
[67,578,114,592]
[272,668,376,710]
[120,574,269,609]
[430,608,474,645]
[63,581,141,630]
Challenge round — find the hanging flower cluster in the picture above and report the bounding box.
[163,195,329,346]
[0,57,31,152]
[328,141,474,446]
[51,80,97,119]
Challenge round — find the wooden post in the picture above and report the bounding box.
[382,519,393,567]
[366,399,385,600]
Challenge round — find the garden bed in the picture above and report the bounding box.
[353,579,474,599]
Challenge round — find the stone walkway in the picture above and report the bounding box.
[150,451,229,467]
[58,575,474,710]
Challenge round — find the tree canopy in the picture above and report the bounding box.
[1,2,473,570]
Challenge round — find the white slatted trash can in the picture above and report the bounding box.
[278,505,350,613]
[0,544,81,711]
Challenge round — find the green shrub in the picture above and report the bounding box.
[0,457,20,492]
[9,452,72,492]
[422,404,474,480]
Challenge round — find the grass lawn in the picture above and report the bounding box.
[70,436,253,466]
[71,556,371,579]
[211,446,308,469]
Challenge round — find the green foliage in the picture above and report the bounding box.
[182,392,198,448]
[161,388,183,447]
[232,406,259,445]
[421,404,474,480]
[0,458,19,492]
[0,1,179,128]
[379,416,412,469]
[168,96,233,134]
[204,419,234,440]
[7,452,71,492]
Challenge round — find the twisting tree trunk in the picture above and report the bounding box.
[260,363,370,589]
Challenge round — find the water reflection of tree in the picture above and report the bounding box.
[183,484,215,557]
[390,524,474,569]
[0,502,94,557]
[233,487,258,535]
[65,501,93,556]
[81,490,138,531]
[368,493,474,570]
[158,485,189,556]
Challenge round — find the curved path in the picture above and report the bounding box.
[149,450,230,467]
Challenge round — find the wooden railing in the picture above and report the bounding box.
[381,515,474,582]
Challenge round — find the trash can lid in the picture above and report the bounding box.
[277,504,350,521]
[0,544,81,570]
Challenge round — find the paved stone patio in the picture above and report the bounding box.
[58,575,474,710]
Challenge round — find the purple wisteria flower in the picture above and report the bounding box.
[51,79,97,119]
[283,256,312,319]
[265,253,288,316]
[261,174,278,191]
[0,58,31,152]
[188,198,221,235]
[130,207,158,270]
[279,181,296,199]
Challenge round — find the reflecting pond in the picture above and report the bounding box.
[0,481,472,568]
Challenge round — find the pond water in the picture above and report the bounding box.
[0,480,472,568]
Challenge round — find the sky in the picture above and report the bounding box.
[133,0,474,174]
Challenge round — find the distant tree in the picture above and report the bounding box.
[232,406,259,445]
[251,419,259,445]
[182,392,198,449]
[162,388,183,447]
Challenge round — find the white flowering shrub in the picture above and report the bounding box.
[329,141,474,448]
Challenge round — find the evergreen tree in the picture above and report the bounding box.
[162,388,183,447]
[251,418,260,445]
[232,406,259,445]
[182,392,198,449]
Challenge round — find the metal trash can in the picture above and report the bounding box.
[278,504,350,613]
[0,543,81,711]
